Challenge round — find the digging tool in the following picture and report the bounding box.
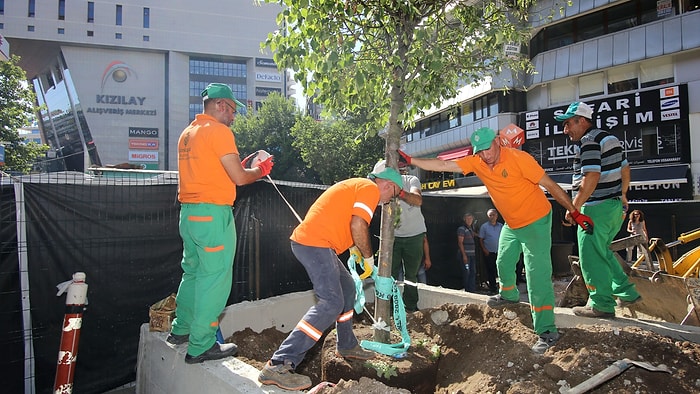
[561,358,670,394]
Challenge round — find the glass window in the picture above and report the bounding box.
[58,28,65,34]
[640,58,674,88]
[115,32,122,39]
[643,0,670,22]
[143,7,150,28]
[87,2,94,23]
[0,0,4,15]
[607,2,638,34]
[545,21,574,51]
[28,0,35,17]
[608,64,638,94]
[58,0,65,20]
[87,30,94,36]
[474,96,487,120]
[576,12,604,41]
[449,107,461,129]
[549,79,576,105]
[579,72,605,98]
[116,5,122,26]
[428,115,440,136]
[460,102,473,125]
[488,94,498,116]
[143,35,149,42]
[28,25,35,32]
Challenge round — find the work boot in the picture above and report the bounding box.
[258,360,312,391]
[336,344,375,360]
[487,294,519,307]
[532,331,560,354]
[572,305,615,318]
[616,296,642,308]
[165,332,188,345]
[184,342,238,364]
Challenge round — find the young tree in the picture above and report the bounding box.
[0,55,47,173]
[262,0,534,341]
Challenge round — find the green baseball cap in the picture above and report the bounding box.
[369,160,403,190]
[471,127,497,153]
[201,83,245,108]
[555,101,593,121]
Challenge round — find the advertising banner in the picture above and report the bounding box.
[519,84,690,173]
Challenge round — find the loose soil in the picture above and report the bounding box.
[231,302,700,393]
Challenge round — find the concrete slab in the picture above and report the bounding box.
[136,283,700,394]
[135,324,302,394]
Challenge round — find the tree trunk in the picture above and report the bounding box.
[373,201,397,343]
[373,82,404,342]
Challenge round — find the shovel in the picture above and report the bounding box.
[561,358,671,394]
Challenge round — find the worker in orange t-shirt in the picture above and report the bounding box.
[399,127,593,354]
[169,83,273,364]
[258,167,404,391]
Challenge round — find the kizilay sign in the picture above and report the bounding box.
[520,84,689,172]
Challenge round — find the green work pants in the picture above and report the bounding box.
[391,233,425,310]
[172,203,236,356]
[579,199,640,313]
[497,210,557,335]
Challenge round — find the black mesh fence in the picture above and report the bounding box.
[0,170,324,394]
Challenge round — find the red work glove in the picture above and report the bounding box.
[398,150,412,166]
[570,210,594,234]
[241,150,270,168]
[255,155,274,177]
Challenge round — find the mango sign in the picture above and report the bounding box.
[499,124,525,148]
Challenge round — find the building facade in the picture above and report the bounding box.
[1,0,283,171]
[401,0,700,202]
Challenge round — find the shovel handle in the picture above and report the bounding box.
[564,360,630,394]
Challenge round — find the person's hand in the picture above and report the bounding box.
[398,150,412,166]
[349,247,374,279]
[255,155,274,177]
[570,210,594,234]
[241,150,269,168]
[349,246,362,262]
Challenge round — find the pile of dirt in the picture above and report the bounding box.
[231,303,700,393]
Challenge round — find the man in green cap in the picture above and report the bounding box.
[259,166,402,390]
[556,101,640,318]
[168,83,274,364]
[399,128,593,354]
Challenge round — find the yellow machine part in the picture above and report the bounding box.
[629,228,700,325]
[648,227,700,278]
[674,247,700,278]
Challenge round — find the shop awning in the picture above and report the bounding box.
[437,145,473,161]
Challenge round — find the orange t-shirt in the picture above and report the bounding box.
[455,148,550,229]
[178,114,239,205]
[291,178,380,254]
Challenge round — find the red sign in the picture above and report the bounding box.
[129,139,159,150]
[499,124,525,148]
